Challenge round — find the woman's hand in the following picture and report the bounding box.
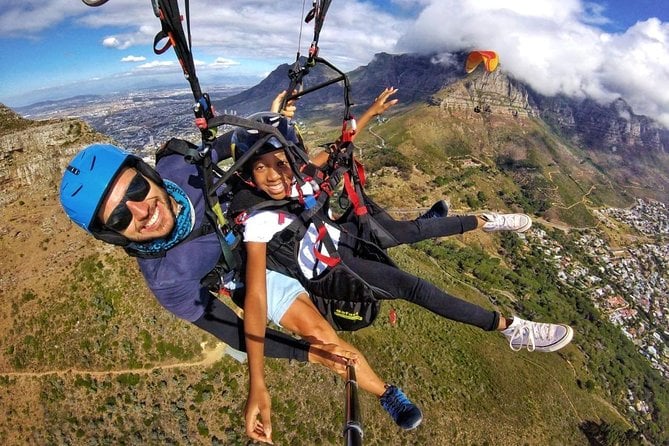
[368,87,399,116]
[245,383,274,444]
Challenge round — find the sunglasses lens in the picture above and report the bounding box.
[105,207,133,232]
[104,173,151,232]
[125,174,150,201]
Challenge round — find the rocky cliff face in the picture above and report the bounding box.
[217,52,466,118]
[534,95,667,155]
[0,104,113,334]
[0,104,109,206]
[223,52,667,157]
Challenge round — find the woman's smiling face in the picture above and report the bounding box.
[251,149,293,200]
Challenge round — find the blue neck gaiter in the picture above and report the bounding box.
[126,180,195,255]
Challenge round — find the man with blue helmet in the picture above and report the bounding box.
[59,90,359,374]
[60,140,339,366]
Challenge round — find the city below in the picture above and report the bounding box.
[17,86,245,158]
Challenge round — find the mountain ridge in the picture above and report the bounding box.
[216,51,667,158]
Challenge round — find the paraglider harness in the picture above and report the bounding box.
[83,0,397,331]
[226,130,404,331]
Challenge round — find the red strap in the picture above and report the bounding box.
[313,224,340,267]
[234,211,249,225]
[295,182,305,204]
[354,159,366,187]
[344,173,367,216]
[320,179,333,196]
[195,117,208,129]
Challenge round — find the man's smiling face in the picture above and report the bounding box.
[98,167,178,242]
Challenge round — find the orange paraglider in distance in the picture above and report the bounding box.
[389,308,397,327]
[465,50,499,74]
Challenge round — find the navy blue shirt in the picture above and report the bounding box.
[136,147,226,322]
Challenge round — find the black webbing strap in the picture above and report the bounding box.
[152,0,201,98]
[152,0,216,141]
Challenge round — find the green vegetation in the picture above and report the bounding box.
[2,90,667,445]
[0,104,34,135]
[7,252,200,371]
[362,144,412,177]
[9,227,661,443]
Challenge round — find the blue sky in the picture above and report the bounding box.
[1,0,668,127]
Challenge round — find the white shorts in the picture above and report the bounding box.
[265,270,306,327]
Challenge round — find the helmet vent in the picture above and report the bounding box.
[71,185,83,196]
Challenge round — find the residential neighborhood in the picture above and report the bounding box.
[527,200,668,386]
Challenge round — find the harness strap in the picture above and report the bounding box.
[124,220,216,259]
[343,173,367,216]
[156,137,203,164]
[313,219,341,268]
[354,159,366,186]
[235,198,294,225]
[183,220,216,243]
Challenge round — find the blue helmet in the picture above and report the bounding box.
[60,144,136,233]
[61,143,165,252]
[230,112,304,163]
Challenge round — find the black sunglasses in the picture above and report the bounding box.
[104,172,151,232]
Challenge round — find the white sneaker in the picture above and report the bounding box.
[502,317,573,352]
[481,212,532,233]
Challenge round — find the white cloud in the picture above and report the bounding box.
[102,37,120,48]
[396,0,669,127]
[210,57,240,68]
[0,0,84,36]
[121,55,146,63]
[2,0,667,127]
[102,35,136,50]
[136,60,176,71]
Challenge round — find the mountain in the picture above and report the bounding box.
[213,57,342,116]
[219,52,667,157]
[0,105,112,206]
[0,104,33,135]
[18,95,103,111]
[533,95,668,155]
[216,52,466,119]
[1,53,668,443]
[217,52,668,211]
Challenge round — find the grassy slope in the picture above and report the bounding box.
[0,235,634,445]
[1,98,667,444]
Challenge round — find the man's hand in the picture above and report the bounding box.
[307,343,359,375]
[270,90,298,119]
[244,384,273,444]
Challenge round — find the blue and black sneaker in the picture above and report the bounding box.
[418,200,449,220]
[380,385,423,430]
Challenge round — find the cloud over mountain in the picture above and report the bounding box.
[1,1,667,127]
[395,0,669,127]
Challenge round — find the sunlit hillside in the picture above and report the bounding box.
[1,100,666,445]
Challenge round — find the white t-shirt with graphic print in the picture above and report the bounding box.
[242,182,340,279]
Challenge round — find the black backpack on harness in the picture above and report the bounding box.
[229,181,397,331]
[160,126,399,331]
